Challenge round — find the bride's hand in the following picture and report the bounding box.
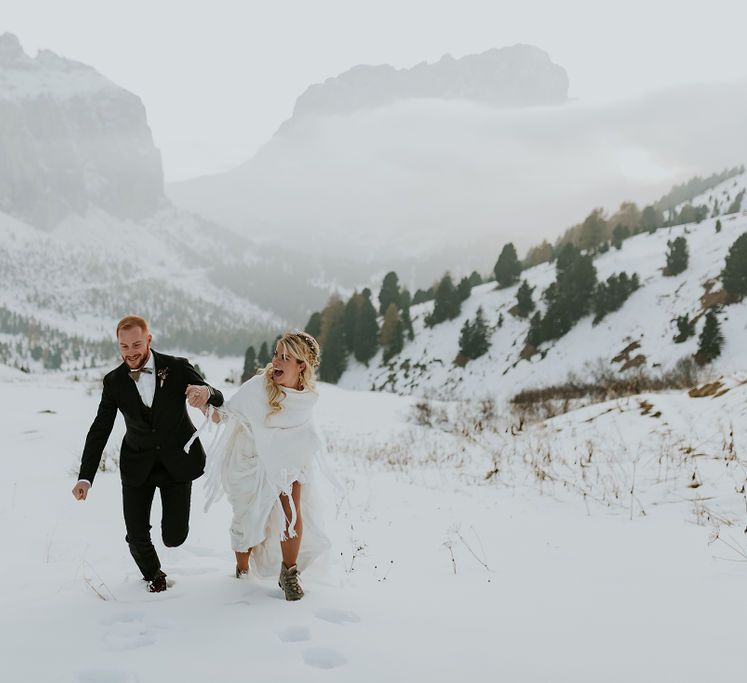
[186,384,210,408]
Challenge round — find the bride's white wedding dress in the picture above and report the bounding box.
[192,373,335,577]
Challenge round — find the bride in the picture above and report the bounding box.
[194,331,333,600]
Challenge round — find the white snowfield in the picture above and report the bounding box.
[2,354,746,682]
[340,171,747,402]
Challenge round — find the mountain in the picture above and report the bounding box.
[167,51,747,286]
[280,44,569,132]
[0,34,331,367]
[0,33,163,229]
[166,45,575,282]
[338,170,747,402]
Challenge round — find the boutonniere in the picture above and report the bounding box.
[157,367,169,388]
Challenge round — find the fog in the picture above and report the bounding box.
[7,0,747,181]
[169,77,747,272]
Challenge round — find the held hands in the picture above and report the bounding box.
[72,481,90,501]
[186,384,210,409]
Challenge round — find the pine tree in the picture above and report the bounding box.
[457,276,472,302]
[468,271,483,287]
[715,219,722,233]
[353,291,379,363]
[665,236,689,276]
[673,315,695,343]
[425,274,461,326]
[526,312,543,347]
[305,311,322,339]
[612,223,630,250]
[412,286,435,305]
[695,309,724,364]
[721,232,747,299]
[400,288,415,340]
[493,243,522,288]
[241,345,257,382]
[257,341,270,368]
[378,271,401,316]
[318,296,348,383]
[343,292,362,352]
[592,271,640,324]
[379,303,404,363]
[540,244,597,340]
[578,208,607,251]
[641,205,661,233]
[516,280,535,317]
[458,307,490,361]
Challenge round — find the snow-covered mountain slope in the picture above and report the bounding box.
[3,356,747,681]
[340,171,747,402]
[0,205,286,366]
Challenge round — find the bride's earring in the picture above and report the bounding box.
[297,364,305,390]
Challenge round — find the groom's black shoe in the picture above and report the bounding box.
[146,571,168,593]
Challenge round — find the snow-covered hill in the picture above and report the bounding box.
[340,171,747,402]
[0,203,289,366]
[3,354,747,681]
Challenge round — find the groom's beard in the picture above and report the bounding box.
[122,347,151,370]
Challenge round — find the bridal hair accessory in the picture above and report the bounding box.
[295,331,321,368]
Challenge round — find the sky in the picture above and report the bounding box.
[5,0,747,181]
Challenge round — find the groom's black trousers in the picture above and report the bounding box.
[122,461,192,581]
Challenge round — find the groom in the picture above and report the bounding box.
[72,315,223,592]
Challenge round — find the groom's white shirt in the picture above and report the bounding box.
[133,351,156,408]
[77,352,156,487]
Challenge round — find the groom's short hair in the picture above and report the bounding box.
[116,315,149,337]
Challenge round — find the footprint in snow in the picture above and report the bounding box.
[302,648,347,669]
[99,612,157,651]
[314,607,360,625]
[276,625,312,643]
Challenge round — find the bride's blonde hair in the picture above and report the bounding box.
[263,331,321,416]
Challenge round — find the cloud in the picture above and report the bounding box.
[169,78,747,269]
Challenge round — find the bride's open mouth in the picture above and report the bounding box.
[273,368,284,379]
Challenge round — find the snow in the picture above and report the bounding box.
[2,355,747,681]
[340,170,747,402]
[0,36,121,102]
[0,206,282,347]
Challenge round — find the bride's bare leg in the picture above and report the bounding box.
[235,549,252,574]
[280,481,303,567]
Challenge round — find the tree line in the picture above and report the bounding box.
[239,180,747,383]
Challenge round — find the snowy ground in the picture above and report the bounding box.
[2,357,747,682]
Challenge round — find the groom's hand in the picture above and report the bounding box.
[72,481,90,501]
[186,384,210,408]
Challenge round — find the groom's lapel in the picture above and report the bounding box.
[118,362,143,408]
[150,350,167,416]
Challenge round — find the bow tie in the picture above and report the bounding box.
[129,367,153,382]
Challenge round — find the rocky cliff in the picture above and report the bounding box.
[0,33,164,229]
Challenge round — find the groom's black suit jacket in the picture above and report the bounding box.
[79,350,224,487]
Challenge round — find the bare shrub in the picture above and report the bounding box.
[511,357,703,420]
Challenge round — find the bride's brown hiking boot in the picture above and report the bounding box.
[278,563,304,601]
